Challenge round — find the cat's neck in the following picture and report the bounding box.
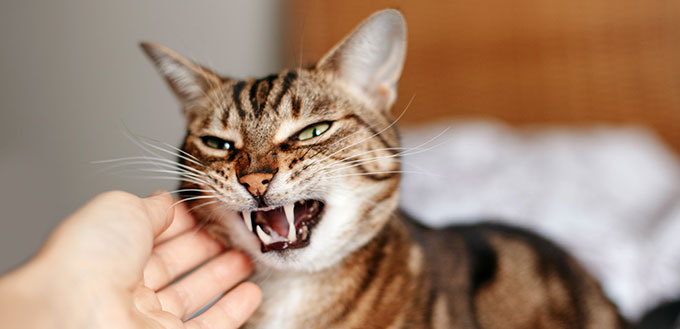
[247,217,429,329]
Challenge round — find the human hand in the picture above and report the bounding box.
[0,190,261,329]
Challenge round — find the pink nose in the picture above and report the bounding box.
[238,173,274,196]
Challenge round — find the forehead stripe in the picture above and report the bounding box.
[232,80,246,119]
[291,96,302,118]
[249,74,277,118]
[270,71,297,114]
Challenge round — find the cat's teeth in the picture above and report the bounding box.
[242,211,252,232]
[284,203,296,242]
[256,225,273,244]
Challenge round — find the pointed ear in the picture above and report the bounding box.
[316,9,407,111]
[140,42,222,107]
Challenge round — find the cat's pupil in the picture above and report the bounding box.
[298,122,331,141]
[201,136,232,150]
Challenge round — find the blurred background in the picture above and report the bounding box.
[286,0,680,146]
[1,0,679,321]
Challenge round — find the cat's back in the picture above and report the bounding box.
[404,216,629,329]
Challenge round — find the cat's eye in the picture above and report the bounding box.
[297,122,331,141]
[201,136,234,151]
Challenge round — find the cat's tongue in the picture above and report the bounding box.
[241,200,324,252]
[253,207,289,238]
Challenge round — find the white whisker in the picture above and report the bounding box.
[165,188,217,195]
[312,125,451,176]
[324,170,441,180]
[309,94,415,165]
[136,136,206,168]
[94,157,207,177]
[109,174,213,187]
[187,199,221,213]
[130,167,209,181]
[99,164,209,184]
[170,195,219,208]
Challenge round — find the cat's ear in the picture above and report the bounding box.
[140,42,222,107]
[316,9,407,111]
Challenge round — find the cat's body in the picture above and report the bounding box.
[141,9,627,328]
[246,216,626,329]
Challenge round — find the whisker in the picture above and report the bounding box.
[311,125,451,176]
[117,124,172,174]
[321,133,450,174]
[135,135,206,168]
[307,94,415,166]
[109,174,214,187]
[187,199,221,213]
[127,168,212,185]
[324,147,414,165]
[170,195,219,208]
[324,170,441,180]
[101,165,209,183]
[93,157,208,177]
[330,125,451,167]
[321,158,405,175]
[165,188,217,195]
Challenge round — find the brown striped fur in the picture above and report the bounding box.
[141,9,627,328]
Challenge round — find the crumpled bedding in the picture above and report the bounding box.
[399,120,680,320]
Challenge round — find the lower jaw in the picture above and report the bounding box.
[260,237,310,253]
[258,218,320,252]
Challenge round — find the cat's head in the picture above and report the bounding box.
[141,9,406,271]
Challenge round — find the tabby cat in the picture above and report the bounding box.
[141,9,628,329]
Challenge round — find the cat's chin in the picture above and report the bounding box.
[237,199,325,253]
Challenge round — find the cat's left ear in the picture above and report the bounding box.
[140,42,222,108]
[316,9,407,111]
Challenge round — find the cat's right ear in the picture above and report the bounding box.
[140,42,222,107]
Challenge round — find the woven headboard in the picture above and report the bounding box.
[286,0,680,152]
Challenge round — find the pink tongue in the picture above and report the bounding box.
[258,208,289,237]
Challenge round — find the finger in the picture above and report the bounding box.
[144,230,224,290]
[185,282,262,329]
[157,250,253,319]
[154,201,196,244]
[141,310,185,329]
[140,191,177,238]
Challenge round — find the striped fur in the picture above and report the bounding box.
[141,9,627,329]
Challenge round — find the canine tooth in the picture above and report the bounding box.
[284,203,296,242]
[256,225,273,244]
[242,211,252,232]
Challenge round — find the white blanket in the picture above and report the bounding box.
[399,120,680,320]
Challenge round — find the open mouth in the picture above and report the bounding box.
[239,200,325,252]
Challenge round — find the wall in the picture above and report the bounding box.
[0,0,283,273]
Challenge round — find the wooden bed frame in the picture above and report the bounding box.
[285,0,680,152]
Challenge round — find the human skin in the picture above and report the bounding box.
[0,190,261,329]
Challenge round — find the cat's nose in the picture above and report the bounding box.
[238,173,274,197]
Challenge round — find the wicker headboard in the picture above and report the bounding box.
[286,0,680,152]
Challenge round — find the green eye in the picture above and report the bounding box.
[201,136,234,151]
[297,122,331,141]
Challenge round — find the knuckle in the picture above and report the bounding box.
[213,251,253,279]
